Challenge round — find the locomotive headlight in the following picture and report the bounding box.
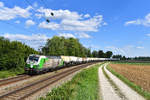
[30,64,33,68]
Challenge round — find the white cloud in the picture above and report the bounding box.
[3,33,49,41]
[0,1,31,20]
[25,20,35,26]
[15,20,20,24]
[125,13,150,26]
[38,15,103,32]
[37,7,82,20]
[59,33,76,38]
[2,33,50,49]
[125,20,141,26]
[78,32,91,38]
[105,45,148,57]
[39,21,60,30]
[84,14,90,18]
[0,2,4,7]
[103,22,108,25]
[136,46,144,49]
[146,33,150,37]
[37,8,105,32]
[58,32,91,39]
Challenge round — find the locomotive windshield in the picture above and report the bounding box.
[29,56,39,62]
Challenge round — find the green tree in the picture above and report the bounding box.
[42,36,87,57]
[0,37,38,71]
[98,50,105,58]
[92,50,98,57]
[43,36,65,56]
[105,51,113,58]
[87,48,92,57]
[112,55,122,59]
[42,36,115,58]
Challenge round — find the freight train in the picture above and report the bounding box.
[25,54,119,74]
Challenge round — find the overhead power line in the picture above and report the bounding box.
[0,20,36,34]
[40,0,54,23]
[0,0,40,35]
[24,0,40,14]
[24,0,45,33]
[40,0,49,9]
[25,0,54,23]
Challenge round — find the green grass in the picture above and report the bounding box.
[0,68,24,79]
[112,61,150,65]
[107,65,150,100]
[39,63,102,100]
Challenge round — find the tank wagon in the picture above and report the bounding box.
[25,54,119,74]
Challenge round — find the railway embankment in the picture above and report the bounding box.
[0,70,24,79]
[38,63,102,100]
[0,63,98,100]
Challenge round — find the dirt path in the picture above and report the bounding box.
[99,63,145,100]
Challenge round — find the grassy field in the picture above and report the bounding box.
[0,68,24,79]
[39,63,102,100]
[107,63,150,100]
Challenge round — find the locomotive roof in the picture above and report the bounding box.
[29,54,45,57]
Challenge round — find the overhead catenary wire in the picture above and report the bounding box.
[0,0,49,50]
[24,0,42,22]
[40,0,54,22]
[0,20,47,50]
[0,20,37,34]
[0,0,55,35]
[24,0,45,34]
[40,0,48,8]
[24,0,43,15]
[0,4,40,48]
[24,0,54,23]
[40,0,54,15]
[0,0,38,34]
[23,0,54,49]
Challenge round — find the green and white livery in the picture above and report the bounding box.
[25,54,64,74]
[25,54,120,74]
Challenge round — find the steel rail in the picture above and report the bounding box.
[0,62,96,100]
[0,75,30,87]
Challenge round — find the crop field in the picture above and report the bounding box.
[109,63,150,93]
[113,61,150,65]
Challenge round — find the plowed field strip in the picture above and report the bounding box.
[109,64,150,92]
[102,63,145,100]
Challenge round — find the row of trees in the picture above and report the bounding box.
[91,50,113,58]
[112,55,127,60]
[42,36,113,58]
[0,36,113,71]
[0,37,38,71]
[112,54,150,61]
[133,57,150,61]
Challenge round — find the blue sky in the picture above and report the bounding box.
[0,0,150,57]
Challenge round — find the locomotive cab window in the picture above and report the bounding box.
[29,56,39,62]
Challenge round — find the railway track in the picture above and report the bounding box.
[0,75,30,87]
[0,63,96,100]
